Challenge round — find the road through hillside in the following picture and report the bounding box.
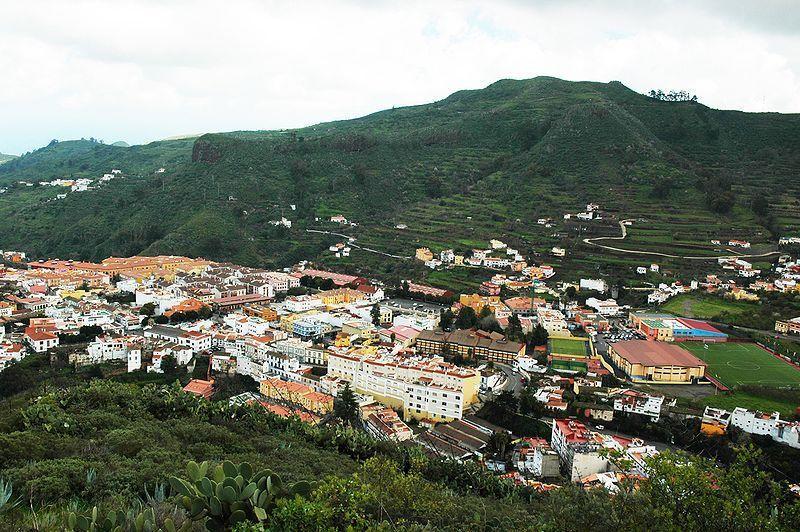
[305,229,412,260]
[583,220,781,261]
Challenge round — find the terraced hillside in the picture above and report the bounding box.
[0,77,798,285]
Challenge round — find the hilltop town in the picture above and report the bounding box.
[1,236,798,505]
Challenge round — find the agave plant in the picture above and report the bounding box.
[169,460,314,530]
[0,478,19,514]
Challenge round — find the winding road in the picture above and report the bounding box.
[583,219,782,261]
[305,229,412,260]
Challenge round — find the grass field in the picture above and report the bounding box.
[659,294,758,319]
[549,337,589,357]
[681,342,800,389]
[551,359,588,372]
[700,392,799,418]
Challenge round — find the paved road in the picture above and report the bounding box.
[305,229,412,260]
[584,219,781,261]
[496,362,525,394]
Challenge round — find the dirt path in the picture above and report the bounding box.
[583,219,781,261]
[305,229,412,260]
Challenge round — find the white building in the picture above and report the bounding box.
[772,422,800,449]
[25,330,59,353]
[236,336,300,380]
[585,297,621,316]
[536,307,570,336]
[551,418,658,482]
[612,390,669,422]
[135,289,183,315]
[730,407,781,436]
[579,279,608,293]
[705,406,800,449]
[327,350,479,422]
[282,296,324,313]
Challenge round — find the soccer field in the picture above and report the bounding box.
[549,337,589,357]
[681,342,800,388]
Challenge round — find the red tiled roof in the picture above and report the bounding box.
[183,379,214,399]
[612,340,706,367]
[25,330,58,341]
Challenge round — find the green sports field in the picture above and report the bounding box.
[681,342,800,389]
[551,359,588,372]
[549,337,589,357]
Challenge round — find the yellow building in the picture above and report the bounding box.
[279,310,318,332]
[334,332,352,347]
[242,304,278,322]
[415,247,434,262]
[58,289,91,301]
[607,340,706,384]
[458,293,505,315]
[260,378,333,414]
[316,288,365,308]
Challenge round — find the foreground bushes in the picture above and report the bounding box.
[0,380,798,530]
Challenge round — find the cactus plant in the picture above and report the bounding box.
[169,460,314,530]
[66,506,190,532]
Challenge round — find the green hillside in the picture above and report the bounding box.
[0,77,798,282]
[0,153,16,164]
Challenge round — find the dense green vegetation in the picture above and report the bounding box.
[0,377,798,530]
[0,77,798,285]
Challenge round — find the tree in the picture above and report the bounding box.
[454,306,477,330]
[506,314,523,341]
[478,315,503,334]
[519,387,545,418]
[486,431,512,459]
[160,354,178,376]
[751,196,770,217]
[650,176,675,199]
[333,383,359,426]
[494,390,518,415]
[478,305,493,319]
[439,309,454,331]
[529,324,549,347]
[139,302,156,316]
[370,304,381,327]
[648,89,698,102]
[400,281,410,297]
[564,285,577,300]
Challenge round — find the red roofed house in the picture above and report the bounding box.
[24,329,59,353]
[183,379,215,399]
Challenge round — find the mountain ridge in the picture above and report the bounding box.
[0,76,798,286]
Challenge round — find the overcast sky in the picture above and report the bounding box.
[2,0,799,155]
